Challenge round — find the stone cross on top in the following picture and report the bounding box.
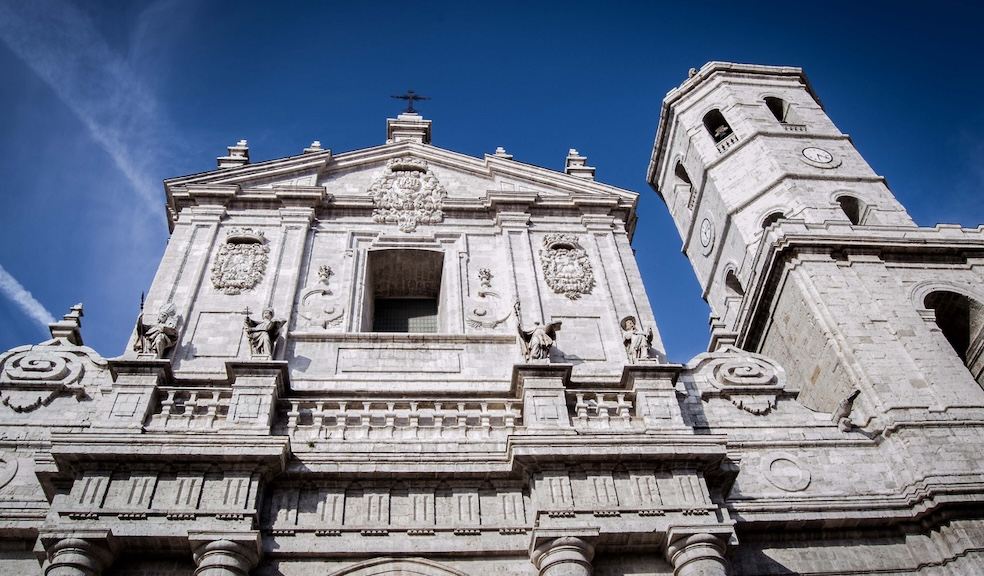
[391,90,430,113]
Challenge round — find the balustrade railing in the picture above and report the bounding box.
[146,388,232,430]
[570,391,638,431]
[282,399,521,440]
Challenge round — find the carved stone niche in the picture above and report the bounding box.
[689,346,787,415]
[211,227,270,295]
[540,234,595,300]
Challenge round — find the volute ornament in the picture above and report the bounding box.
[0,304,105,412]
[691,346,787,415]
[210,227,270,295]
[367,157,447,233]
[540,234,594,300]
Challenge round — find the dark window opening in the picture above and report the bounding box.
[364,249,443,333]
[762,211,785,230]
[373,298,439,332]
[725,270,745,298]
[765,97,790,123]
[837,195,864,225]
[925,291,984,387]
[702,109,733,143]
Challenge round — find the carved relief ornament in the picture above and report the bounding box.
[692,346,786,415]
[540,234,595,300]
[367,157,447,233]
[0,341,105,413]
[210,227,269,295]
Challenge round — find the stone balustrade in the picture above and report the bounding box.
[281,399,521,440]
[570,391,636,431]
[146,388,233,431]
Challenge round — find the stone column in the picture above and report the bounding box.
[531,536,595,576]
[192,539,258,576]
[666,532,729,576]
[43,537,114,576]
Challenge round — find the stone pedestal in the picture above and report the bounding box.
[666,532,729,576]
[515,364,574,433]
[42,536,114,576]
[191,539,258,576]
[531,537,595,576]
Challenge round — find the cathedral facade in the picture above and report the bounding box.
[0,62,983,575]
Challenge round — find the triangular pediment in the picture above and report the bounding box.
[166,141,636,202]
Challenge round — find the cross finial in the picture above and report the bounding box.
[391,89,430,114]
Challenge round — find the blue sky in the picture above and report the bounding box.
[0,1,982,361]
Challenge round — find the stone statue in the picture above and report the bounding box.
[517,302,562,362]
[833,389,861,431]
[621,315,653,363]
[133,302,178,358]
[243,308,285,357]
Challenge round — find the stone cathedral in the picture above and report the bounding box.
[1,62,983,576]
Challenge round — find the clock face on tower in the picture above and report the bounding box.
[699,218,714,254]
[802,147,833,164]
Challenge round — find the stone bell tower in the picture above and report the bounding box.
[650,59,984,513]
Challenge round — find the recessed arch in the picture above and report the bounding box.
[923,290,984,387]
[674,160,694,209]
[836,194,865,225]
[328,557,470,576]
[764,96,790,124]
[724,268,745,298]
[702,109,733,143]
[761,211,785,230]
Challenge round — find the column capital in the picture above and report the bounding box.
[40,531,116,576]
[189,531,260,576]
[665,530,731,576]
[531,535,595,576]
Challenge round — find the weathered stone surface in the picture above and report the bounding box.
[0,63,981,575]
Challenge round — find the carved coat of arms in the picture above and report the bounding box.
[540,234,595,300]
[367,157,447,233]
[211,228,269,295]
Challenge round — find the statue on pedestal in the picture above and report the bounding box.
[516,301,562,362]
[243,308,284,358]
[133,302,178,358]
[621,315,653,364]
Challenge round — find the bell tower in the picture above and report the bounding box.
[648,62,914,339]
[649,62,984,422]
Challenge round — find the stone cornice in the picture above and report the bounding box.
[736,222,984,351]
[164,140,638,233]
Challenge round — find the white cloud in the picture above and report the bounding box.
[0,264,55,331]
[0,0,173,219]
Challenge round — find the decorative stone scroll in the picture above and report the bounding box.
[298,264,345,329]
[540,234,594,300]
[691,346,786,415]
[367,157,447,233]
[465,266,512,330]
[210,227,269,295]
[0,333,105,413]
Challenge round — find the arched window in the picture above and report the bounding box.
[765,97,790,124]
[674,161,695,208]
[725,269,745,299]
[702,109,733,143]
[837,195,865,225]
[925,291,984,387]
[761,211,785,230]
